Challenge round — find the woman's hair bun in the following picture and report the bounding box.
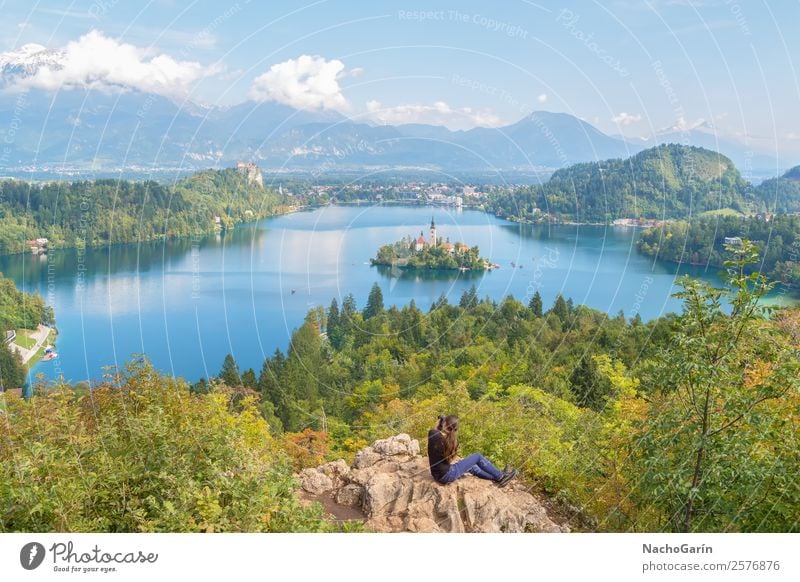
[438,414,444,421]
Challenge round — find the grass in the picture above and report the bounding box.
[13,330,37,350]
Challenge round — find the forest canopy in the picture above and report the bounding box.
[0,168,283,255]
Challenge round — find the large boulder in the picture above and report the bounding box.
[297,433,568,533]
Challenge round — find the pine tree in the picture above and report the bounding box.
[0,343,25,392]
[341,293,357,333]
[568,355,611,411]
[528,291,543,317]
[363,283,384,319]
[550,294,569,325]
[241,368,257,389]
[327,297,343,349]
[219,354,241,386]
[190,377,210,394]
[459,285,479,310]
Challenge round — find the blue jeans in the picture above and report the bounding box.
[439,453,503,484]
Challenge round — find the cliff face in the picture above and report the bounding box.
[297,434,569,533]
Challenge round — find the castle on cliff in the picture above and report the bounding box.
[235,161,263,187]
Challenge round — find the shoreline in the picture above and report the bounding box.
[370,262,493,273]
[0,203,321,259]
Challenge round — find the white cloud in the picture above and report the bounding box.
[612,111,642,126]
[3,30,220,97]
[343,67,364,78]
[537,93,547,103]
[248,55,349,111]
[366,100,503,130]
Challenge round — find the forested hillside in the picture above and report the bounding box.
[755,165,800,213]
[0,272,54,390]
[488,144,757,222]
[0,168,282,255]
[637,214,800,288]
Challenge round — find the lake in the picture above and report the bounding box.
[0,205,793,385]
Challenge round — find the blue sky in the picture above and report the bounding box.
[2,0,799,154]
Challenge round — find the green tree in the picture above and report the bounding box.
[363,283,384,319]
[569,355,612,411]
[190,377,210,394]
[636,240,800,532]
[528,291,543,317]
[550,294,569,328]
[0,343,25,392]
[459,285,479,310]
[341,293,358,335]
[219,354,241,387]
[327,298,344,349]
[241,368,257,389]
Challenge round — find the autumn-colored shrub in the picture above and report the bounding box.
[0,359,336,532]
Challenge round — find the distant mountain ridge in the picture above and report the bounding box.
[0,85,791,178]
[0,89,638,174]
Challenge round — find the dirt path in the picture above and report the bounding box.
[297,491,366,524]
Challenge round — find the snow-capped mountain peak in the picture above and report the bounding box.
[0,43,64,80]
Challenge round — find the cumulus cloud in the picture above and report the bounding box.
[3,30,220,97]
[612,111,642,125]
[366,100,503,130]
[248,55,349,111]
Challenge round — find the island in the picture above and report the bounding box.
[371,218,495,271]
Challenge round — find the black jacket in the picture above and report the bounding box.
[427,429,450,482]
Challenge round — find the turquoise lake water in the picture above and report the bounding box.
[1,205,792,385]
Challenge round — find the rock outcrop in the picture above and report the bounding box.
[297,434,568,533]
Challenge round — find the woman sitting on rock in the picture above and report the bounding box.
[428,415,518,487]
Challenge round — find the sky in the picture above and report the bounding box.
[1,0,799,155]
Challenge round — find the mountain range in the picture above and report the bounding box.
[0,45,791,178]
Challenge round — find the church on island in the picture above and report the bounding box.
[371,218,494,272]
[414,217,456,254]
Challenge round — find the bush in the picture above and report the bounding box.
[0,359,337,532]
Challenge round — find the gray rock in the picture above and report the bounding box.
[353,448,382,469]
[335,484,364,507]
[298,468,333,495]
[300,434,569,533]
[371,433,420,457]
[317,459,350,487]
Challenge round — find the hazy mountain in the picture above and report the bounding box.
[0,82,789,179]
[462,111,638,169]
